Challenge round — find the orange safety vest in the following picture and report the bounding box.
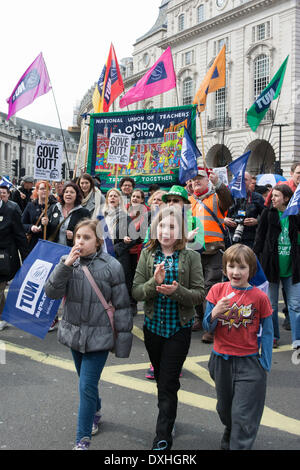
[189,193,226,243]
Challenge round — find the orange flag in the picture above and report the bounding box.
[193,45,226,112]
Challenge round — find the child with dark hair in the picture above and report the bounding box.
[203,244,273,450]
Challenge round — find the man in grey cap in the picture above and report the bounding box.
[11,176,34,213]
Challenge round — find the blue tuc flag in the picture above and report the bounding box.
[2,240,70,339]
[179,127,201,184]
[281,183,300,218]
[227,151,251,198]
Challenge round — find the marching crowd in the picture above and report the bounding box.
[0,162,300,451]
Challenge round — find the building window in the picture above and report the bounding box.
[178,14,184,32]
[254,54,270,99]
[183,50,193,66]
[182,78,193,105]
[215,88,226,125]
[252,21,271,43]
[213,37,228,55]
[197,4,204,23]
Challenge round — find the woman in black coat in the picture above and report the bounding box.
[0,196,28,330]
[21,181,56,252]
[45,182,90,247]
[253,184,300,349]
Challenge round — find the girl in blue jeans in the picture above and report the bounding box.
[253,184,300,349]
[45,219,132,449]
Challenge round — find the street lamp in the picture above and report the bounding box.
[273,123,289,175]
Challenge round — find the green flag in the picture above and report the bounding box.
[247,55,289,132]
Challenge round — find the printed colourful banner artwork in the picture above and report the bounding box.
[87,106,197,188]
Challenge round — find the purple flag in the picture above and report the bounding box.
[119,47,176,108]
[6,52,51,120]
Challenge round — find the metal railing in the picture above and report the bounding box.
[207,113,231,130]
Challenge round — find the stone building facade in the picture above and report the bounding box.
[77,0,300,177]
[0,112,80,182]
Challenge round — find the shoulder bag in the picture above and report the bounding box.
[81,265,117,350]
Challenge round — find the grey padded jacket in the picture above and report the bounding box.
[44,249,133,357]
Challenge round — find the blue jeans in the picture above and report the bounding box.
[268,277,300,347]
[71,349,109,442]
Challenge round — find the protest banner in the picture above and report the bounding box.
[86,105,197,189]
[2,240,70,339]
[34,139,63,181]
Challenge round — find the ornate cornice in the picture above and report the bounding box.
[157,0,282,49]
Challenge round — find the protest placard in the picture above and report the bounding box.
[107,133,132,166]
[34,139,63,181]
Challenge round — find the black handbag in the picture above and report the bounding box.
[0,249,11,276]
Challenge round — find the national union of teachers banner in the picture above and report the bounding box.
[87,105,197,188]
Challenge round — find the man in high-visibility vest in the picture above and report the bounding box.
[189,169,233,342]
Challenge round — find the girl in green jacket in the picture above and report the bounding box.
[132,206,205,451]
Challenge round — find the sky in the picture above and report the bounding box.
[1,0,162,129]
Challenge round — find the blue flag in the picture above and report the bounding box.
[179,127,201,184]
[250,257,269,294]
[97,210,115,257]
[281,183,300,218]
[0,176,13,188]
[2,240,71,339]
[228,151,251,198]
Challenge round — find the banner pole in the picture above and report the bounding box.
[84,124,90,172]
[43,183,49,240]
[114,164,119,189]
[73,129,83,178]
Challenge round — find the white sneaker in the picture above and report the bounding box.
[0,321,8,331]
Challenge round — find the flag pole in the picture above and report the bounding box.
[221,89,226,166]
[259,93,281,173]
[43,57,72,177]
[175,85,180,106]
[197,101,207,169]
[50,87,71,177]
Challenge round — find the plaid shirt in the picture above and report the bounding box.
[144,248,193,338]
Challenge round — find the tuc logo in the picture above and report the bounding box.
[16,260,53,315]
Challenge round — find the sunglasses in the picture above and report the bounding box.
[167,198,182,203]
